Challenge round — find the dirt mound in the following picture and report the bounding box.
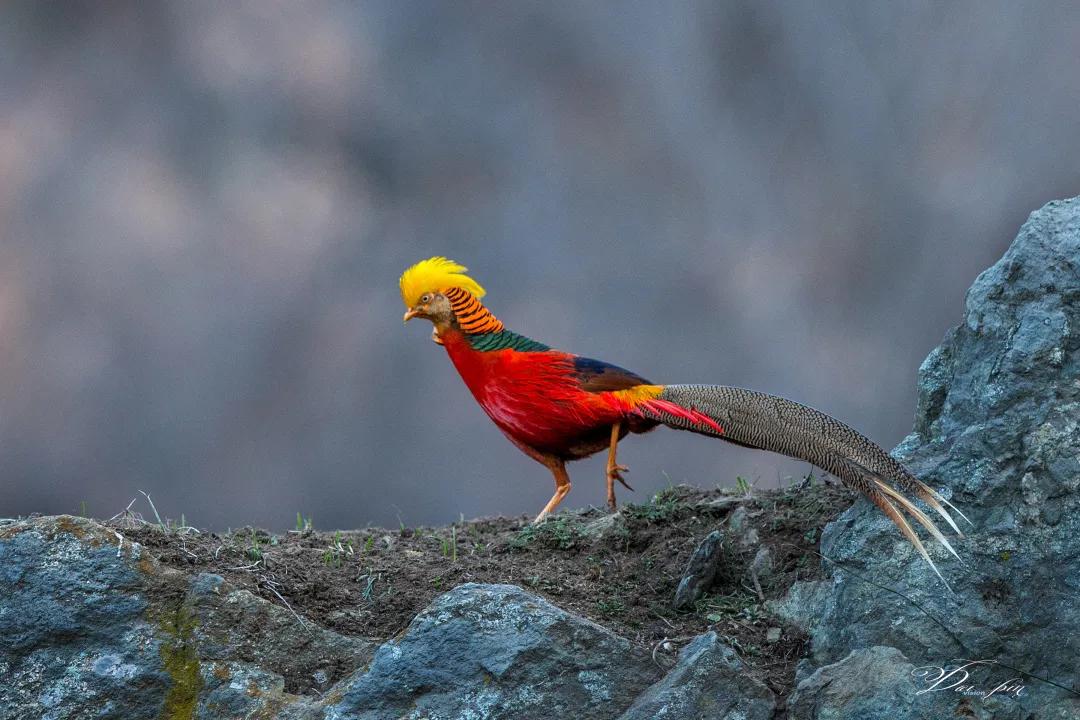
[114,478,849,699]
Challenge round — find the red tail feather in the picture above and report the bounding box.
[637,399,725,435]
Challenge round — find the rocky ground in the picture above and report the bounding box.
[3,196,1080,719]
[2,477,845,719]
[121,478,844,694]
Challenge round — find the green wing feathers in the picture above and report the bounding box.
[635,384,968,586]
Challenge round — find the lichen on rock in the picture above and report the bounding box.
[157,601,202,720]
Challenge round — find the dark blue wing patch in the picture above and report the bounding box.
[573,356,652,392]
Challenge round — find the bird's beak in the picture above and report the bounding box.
[403,308,421,323]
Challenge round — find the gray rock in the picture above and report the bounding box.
[725,505,759,547]
[725,505,751,535]
[0,515,371,720]
[324,583,660,720]
[767,579,832,634]
[672,530,726,610]
[699,496,743,512]
[781,197,1080,716]
[0,518,170,720]
[793,657,816,686]
[189,575,374,695]
[788,646,1055,720]
[788,646,924,720]
[750,546,773,581]
[580,510,624,540]
[198,661,323,720]
[618,632,775,720]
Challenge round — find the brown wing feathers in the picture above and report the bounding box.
[636,384,966,585]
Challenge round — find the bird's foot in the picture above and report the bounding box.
[606,463,633,512]
[531,510,550,525]
[606,463,633,490]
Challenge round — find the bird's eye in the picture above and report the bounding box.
[420,293,433,304]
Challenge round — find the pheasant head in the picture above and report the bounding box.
[400,256,502,342]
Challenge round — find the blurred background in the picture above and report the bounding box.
[2,1,1079,530]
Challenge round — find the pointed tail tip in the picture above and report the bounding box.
[874,479,961,561]
[941,495,975,528]
[914,479,974,530]
[871,486,958,593]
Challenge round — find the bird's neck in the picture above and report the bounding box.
[445,287,505,334]
[439,288,550,353]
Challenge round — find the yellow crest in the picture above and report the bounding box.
[399,256,487,307]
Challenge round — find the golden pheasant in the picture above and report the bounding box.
[400,257,969,583]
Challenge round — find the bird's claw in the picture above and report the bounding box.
[606,464,634,491]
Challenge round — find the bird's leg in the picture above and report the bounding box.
[533,458,572,525]
[605,422,632,511]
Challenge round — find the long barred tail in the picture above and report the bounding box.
[634,384,970,588]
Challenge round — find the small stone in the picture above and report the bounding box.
[619,632,775,720]
[672,530,725,611]
[726,506,750,533]
[726,506,760,548]
[788,646,921,720]
[751,546,773,580]
[581,511,621,539]
[766,580,830,633]
[765,627,781,643]
[700,496,742,511]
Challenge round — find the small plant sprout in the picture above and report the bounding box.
[246,530,263,561]
[293,512,313,533]
[357,572,378,602]
[323,531,355,567]
[735,476,753,496]
[430,527,458,562]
